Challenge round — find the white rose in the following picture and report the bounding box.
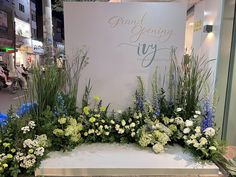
[131,132,135,137]
[193,142,200,148]
[204,127,215,137]
[193,115,198,118]
[152,143,164,153]
[195,111,201,115]
[185,120,193,127]
[183,128,191,134]
[195,126,201,133]
[176,108,182,112]
[209,146,217,151]
[186,140,192,145]
[199,137,207,146]
[130,122,135,128]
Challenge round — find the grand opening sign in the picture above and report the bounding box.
[64,2,186,109]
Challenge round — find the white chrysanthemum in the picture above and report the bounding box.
[176,108,182,112]
[130,122,135,128]
[131,132,135,137]
[209,146,217,151]
[175,117,184,125]
[185,120,193,127]
[195,111,201,115]
[152,143,164,153]
[204,127,215,137]
[183,128,191,134]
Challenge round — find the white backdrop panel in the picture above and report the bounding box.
[64,2,186,109]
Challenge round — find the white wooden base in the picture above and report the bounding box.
[35,143,219,176]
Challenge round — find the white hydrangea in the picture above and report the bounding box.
[183,128,191,134]
[185,120,193,127]
[204,127,215,137]
[152,143,164,153]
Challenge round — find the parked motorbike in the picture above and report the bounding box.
[0,65,25,94]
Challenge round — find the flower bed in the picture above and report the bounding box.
[0,53,227,176]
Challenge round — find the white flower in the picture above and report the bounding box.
[130,122,135,128]
[21,126,30,134]
[95,122,99,126]
[96,132,101,136]
[138,112,142,118]
[169,118,174,123]
[110,120,115,124]
[23,139,39,148]
[152,143,164,153]
[175,117,184,125]
[209,146,217,151]
[185,120,193,127]
[131,132,135,137]
[117,110,122,114]
[204,127,215,137]
[186,140,192,145]
[115,124,120,130]
[28,121,36,129]
[193,115,198,118]
[118,129,124,134]
[101,119,105,123]
[199,137,208,146]
[190,134,197,139]
[183,128,190,134]
[183,135,188,140]
[176,108,182,112]
[193,142,200,148]
[99,125,103,130]
[88,129,95,134]
[195,126,201,133]
[121,120,126,126]
[84,132,88,136]
[104,132,110,136]
[104,125,109,129]
[195,111,201,115]
[34,147,44,156]
[125,125,130,129]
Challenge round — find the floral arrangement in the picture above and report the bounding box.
[0,53,226,176]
